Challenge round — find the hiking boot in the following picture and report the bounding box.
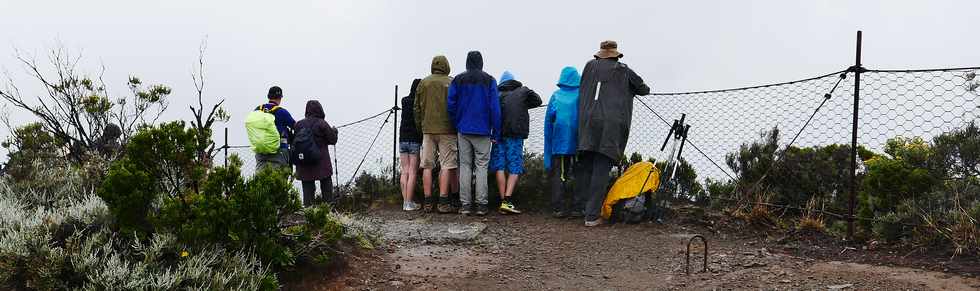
[585,218,605,227]
[450,193,462,208]
[423,197,435,213]
[475,204,489,216]
[437,197,456,214]
[552,210,568,218]
[498,201,522,214]
[568,210,584,219]
[459,204,472,215]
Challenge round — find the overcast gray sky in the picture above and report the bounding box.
[1,0,978,149]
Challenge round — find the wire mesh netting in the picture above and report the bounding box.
[219,109,397,189]
[219,67,980,208]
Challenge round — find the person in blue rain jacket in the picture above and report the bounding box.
[544,66,582,218]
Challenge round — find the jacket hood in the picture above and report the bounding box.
[408,78,421,97]
[431,55,450,75]
[499,79,522,91]
[557,66,581,89]
[499,71,515,83]
[465,51,483,71]
[305,100,325,119]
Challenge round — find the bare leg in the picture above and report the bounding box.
[406,155,419,203]
[495,171,507,199]
[399,153,410,202]
[505,173,520,198]
[423,169,434,198]
[439,168,451,197]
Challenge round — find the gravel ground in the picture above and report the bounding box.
[284,206,980,291]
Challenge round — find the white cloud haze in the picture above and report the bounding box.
[1,0,978,151]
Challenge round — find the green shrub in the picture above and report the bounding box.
[98,121,206,238]
[872,212,904,242]
[157,155,301,267]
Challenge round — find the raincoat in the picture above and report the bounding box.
[544,66,581,170]
[447,51,501,140]
[497,71,542,139]
[577,58,650,160]
[414,56,455,134]
[294,101,338,181]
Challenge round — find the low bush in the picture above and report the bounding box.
[0,185,277,290]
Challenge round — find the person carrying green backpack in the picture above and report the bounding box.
[246,86,296,172]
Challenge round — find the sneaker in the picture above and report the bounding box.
[403,201,421,211]
[568,210,584,219]
[475,204,489,216]
[423,197,435,213]
[498,201,522,214]
[459,204,472,215]
[552,210,568,218]
[585,218,605,227]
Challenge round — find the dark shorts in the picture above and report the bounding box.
[399,141,421,155]
[490,138,525,174]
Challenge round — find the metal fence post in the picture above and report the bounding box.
[848,30,864,240]
[224,127,229,168]
[393,85,399,189]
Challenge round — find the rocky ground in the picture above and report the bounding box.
[283,206,980,291]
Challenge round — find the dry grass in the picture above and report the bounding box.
[797,197,826,232]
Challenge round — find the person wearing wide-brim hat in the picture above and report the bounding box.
[594,40,624,59]
[575,40,651,227]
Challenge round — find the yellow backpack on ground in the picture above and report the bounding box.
[246,106,281,154]
[602,161,661,220]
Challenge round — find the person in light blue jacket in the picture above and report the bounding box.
[544,66,581,218]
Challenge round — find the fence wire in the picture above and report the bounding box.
[219,67,980,216]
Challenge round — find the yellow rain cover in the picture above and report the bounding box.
[602,161,661,219]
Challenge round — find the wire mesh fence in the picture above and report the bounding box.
[216,61,979,238]
[219,67,980,192]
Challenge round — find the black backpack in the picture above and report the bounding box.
[290,127,321,166]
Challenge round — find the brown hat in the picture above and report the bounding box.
[594,40,623,59]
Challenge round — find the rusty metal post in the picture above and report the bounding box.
[686,235,708,275]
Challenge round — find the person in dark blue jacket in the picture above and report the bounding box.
[544,66,581,218]
[491,70,541,215]
[447,51,502,216]
[255,86,296,171]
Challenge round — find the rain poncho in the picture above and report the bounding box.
[544,66,581,170]
[576,58,650,160]
[601,161,661,219]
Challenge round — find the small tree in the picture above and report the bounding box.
[186,39,230,165]
[0,47,169,161]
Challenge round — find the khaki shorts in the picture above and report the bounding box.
[420,134,458,169]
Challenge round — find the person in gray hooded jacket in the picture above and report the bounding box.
[575,40,651,227]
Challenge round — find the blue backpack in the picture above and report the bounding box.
[290,127,321,166]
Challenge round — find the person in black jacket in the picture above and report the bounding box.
[576,40,650,227]
[398,79,424,211]
[490,71,542,214]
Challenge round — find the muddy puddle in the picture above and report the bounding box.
[388,245,497,277]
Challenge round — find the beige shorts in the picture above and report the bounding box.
[420,134,459,169]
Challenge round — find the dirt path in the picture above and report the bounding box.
[290,207,980,290]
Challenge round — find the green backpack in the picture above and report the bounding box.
[246,105,282,154]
